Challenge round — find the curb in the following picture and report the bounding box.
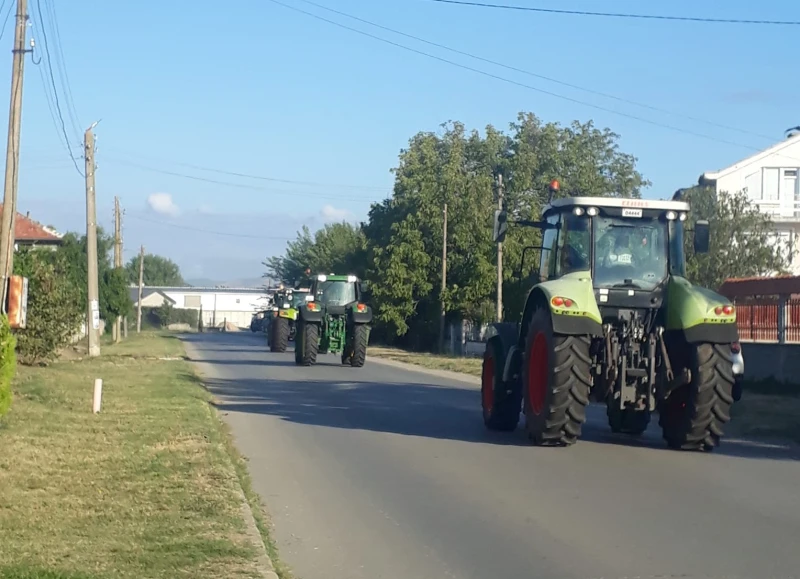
[182,338,280,579]
[368,354,481,386]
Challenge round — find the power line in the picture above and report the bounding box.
[126,213,296,240]
[426,0,800,26]
[267,0,765,152]
[105,149,391,191]
[42,0,82,139]
[295,0,774,142]
[30,0,83,176]
[102,156,386,201]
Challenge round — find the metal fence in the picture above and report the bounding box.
[734,298,800,343]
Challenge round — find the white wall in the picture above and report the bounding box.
[155,289,272,329]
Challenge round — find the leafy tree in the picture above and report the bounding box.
[126,253,185,286]
[265,222,365,284]
[13,248,84,365]
[101,267,133,321]
[682,185,790,290]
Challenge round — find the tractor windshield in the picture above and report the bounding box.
[592,216,668,291]
[290,293,306,308]
[316,280,357,306]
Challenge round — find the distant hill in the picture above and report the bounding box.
[185,277,270,289]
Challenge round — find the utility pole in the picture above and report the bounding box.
[136,245,144,332]
[113,196,122,342]
[85,125,100,356]
[0,0,30,310]
[496,173,504,322]
[438,202,448,354]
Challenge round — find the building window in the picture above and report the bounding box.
[763,168,780,201]
[184,295,201,308]
[744,170,762,200]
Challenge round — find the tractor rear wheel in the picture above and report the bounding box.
[607,402,650,435]
[349,324,369,368]
[522,308,592,446]
[659,343,735,451]
[480,337,521,431]
[272,317,290,353]
[294,322,319,366]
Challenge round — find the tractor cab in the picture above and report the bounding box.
[309,274,368,314]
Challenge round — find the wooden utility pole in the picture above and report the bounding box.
[113,196,122,342]
[84,125,100,357]
[438,202,448,354]
[0,0,29,310]
[496,173,504,322]
[136,245,144,332]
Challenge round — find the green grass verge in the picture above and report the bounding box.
[0,331,283,579]
[368,346,482,376]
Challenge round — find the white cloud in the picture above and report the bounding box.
[147,192,180,217]
[320,204,353,222]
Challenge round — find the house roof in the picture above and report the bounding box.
[718,275,800,299]
[128,287,177,305]
[700,133,800,184]
[0,204,63,242]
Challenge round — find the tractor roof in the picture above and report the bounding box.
[544,196,690,215]
[315,274,359,282]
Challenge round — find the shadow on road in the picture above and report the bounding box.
[181,332,800,462]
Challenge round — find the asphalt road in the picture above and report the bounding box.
[184,331,800,579]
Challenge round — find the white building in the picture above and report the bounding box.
[700,133,800,273]
[130,286,273,329]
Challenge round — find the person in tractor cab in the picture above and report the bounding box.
[295,267,313,290]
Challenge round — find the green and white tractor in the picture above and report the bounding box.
[294,274,372,367]
[482,186,739,451]
[268,287,310,352]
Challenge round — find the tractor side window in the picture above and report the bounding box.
[556,213,591,277]
[668,219,686,276]
[539,214,560,281]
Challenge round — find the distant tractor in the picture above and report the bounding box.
[294,274,372,367]
[268,288,309,352]
[482,186,738,451]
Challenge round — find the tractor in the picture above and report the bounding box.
[268,287,310,353]
[294,274,372,367]
[482,185,739,451]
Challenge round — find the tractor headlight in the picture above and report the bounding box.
[665,211,677,220]
[679,212,687,221]
[573,207,584,216]
[586,207,598,216]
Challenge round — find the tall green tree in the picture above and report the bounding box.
[125,253,185,287]
[682,185,790,289]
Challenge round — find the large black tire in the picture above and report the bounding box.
[271,317,290,353]
[522,308,592,446]
[607,401,651,435]
[349,324,369,368]
[659,343,735,451]
[294,322,319,366]
[480,337,521,431]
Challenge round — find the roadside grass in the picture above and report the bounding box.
[367,346,800,444]
[0,331,279,579]
[368,346,483,376]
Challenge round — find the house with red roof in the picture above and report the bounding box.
[0,204,63,249]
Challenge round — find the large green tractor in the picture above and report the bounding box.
[294,274,372,367]
[483,188,739,451]
[268,288,310,353]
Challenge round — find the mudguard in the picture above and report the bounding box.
[278,308,296,320]
[520,272,603,340]
[298,304,323,323]
[347,304,373,325]
[484,322,520,384]
[665,276,739,344]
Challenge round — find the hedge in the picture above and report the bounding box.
[0,314,17,418]
[142,305,199,328]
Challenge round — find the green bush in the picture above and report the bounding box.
[144,304,199,328]
[0,314,17,418]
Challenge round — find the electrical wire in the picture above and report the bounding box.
[42,0,82,139]
[102,157,387,202]
[31,0,83,176]
[126,213,296,240]
[105,149,391,191]
[267,0,766,152]
[426,0,800,26]
[0,1,15,44]
[295,0,775,142]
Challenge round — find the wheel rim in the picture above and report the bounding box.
[527,333,547,415]
[481,352,495,414]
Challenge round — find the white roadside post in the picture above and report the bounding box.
[92,378,103,414]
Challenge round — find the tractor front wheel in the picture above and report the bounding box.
[480,337,521,431]
[294,321,319,366]
[522,308,592,446]
[271,317,290,353]
[349,324,369,368]
[659,343,735,451]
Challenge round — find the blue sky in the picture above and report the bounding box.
[5,0,798,283]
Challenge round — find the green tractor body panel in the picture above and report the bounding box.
[536,272,603,325]
[665,276,738,343]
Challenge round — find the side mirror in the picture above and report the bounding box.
[493,209,508,243]
[304,294,314,302]
[694,220,710,254]
[359,281,368,294]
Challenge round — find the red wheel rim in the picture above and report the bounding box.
[527,333,547,415]
[482,352,495,414]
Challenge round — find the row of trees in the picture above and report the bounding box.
[266,112,789,351]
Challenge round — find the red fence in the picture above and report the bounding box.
[734,298,800,343]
